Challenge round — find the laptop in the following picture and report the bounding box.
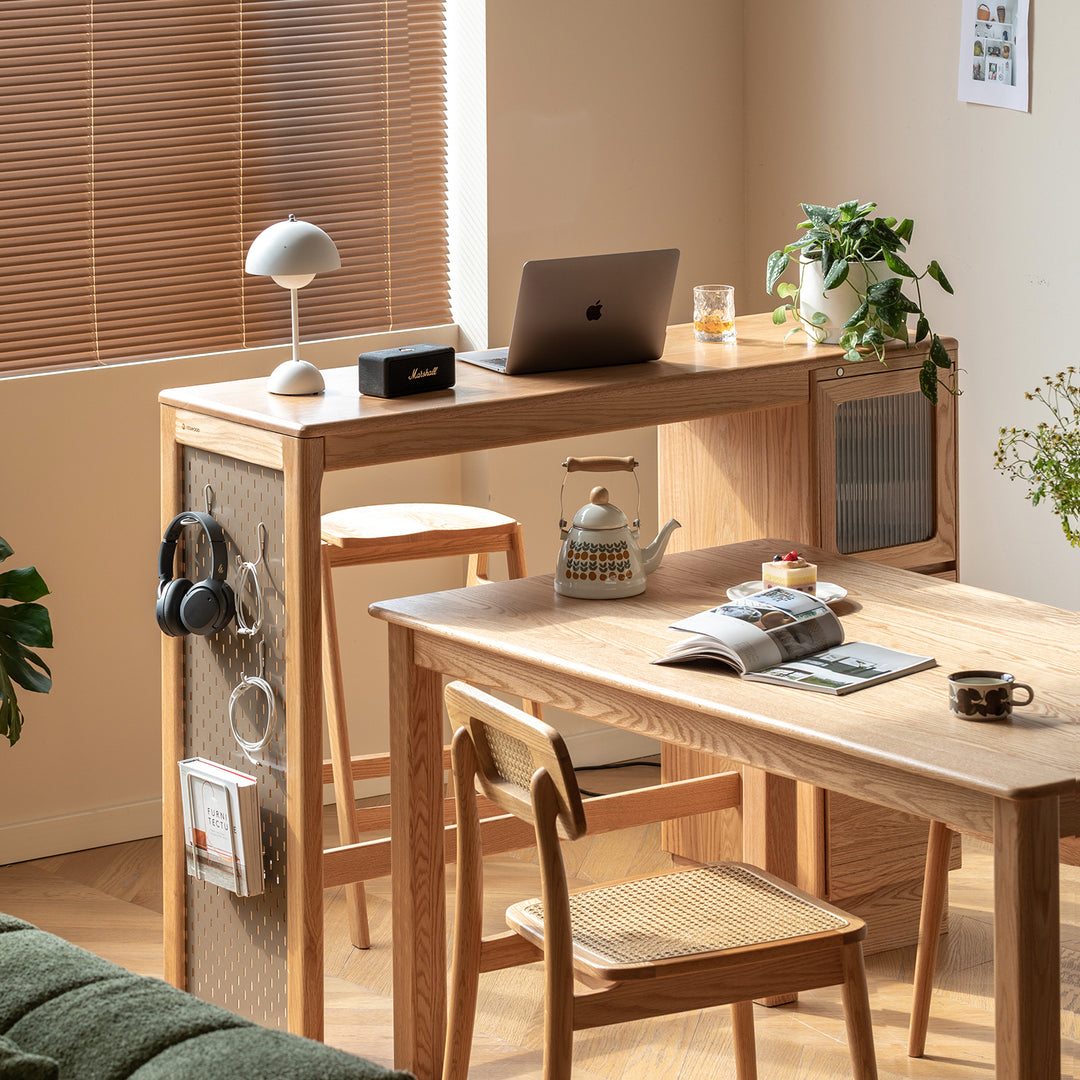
[457,248,680,375]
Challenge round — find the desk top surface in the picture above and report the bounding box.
[159,316,950,459]
[371,539,1080,809]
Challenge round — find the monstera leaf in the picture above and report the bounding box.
[0,535,53,746]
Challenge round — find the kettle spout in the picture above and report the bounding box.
[641,518,681,575]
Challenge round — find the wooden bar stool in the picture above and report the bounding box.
[320,502,538,950]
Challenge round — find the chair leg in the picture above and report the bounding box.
[502,525,544,720]
[840,941,878,1080]
[730,1000,757,1080]
[321,547,370,950]
[908,820,954,1057]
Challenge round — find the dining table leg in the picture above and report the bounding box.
[993,796,1060,1080]
[742,766,799,1006]
[388,624,447,1080]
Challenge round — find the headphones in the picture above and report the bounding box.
[156,512,236,637]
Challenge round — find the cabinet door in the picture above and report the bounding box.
[814,364,958,575]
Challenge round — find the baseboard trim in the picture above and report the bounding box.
[1,799,163,866]
[564,728,660,768]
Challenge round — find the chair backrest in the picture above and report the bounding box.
[445,682,586,841]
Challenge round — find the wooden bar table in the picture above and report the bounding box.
[157,316,955,1059]
[371,540,1080,1080]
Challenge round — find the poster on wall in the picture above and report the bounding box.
[958,0,1030,111]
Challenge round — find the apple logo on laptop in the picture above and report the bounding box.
[585,300,603,321]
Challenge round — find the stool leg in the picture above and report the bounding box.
[730,1000,757,1080]
[321,547,371,949]
[467,552,490,586]
[503,525,543,720]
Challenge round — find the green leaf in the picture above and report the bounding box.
[776,282,798,299]
[927,260,954,294]
[0,667,24,747]
[844,348,863,363]
[839,330,860,351]
[842,300,869,329]
[808,310,828,326]
[895,218,914,242]
[784,237,816,254]
[883,249,916,278]
[855,201,876,218]
[866,278,901,304]
[0,638,51,694]
[915,315,930,344]
[0,566,49,603]
[838,199,860,219]
[766,250,789,294]
[772,304,790,325]
[802,203,839,228]
[930,334,952,369]
[823,258,849,292]
[861,327,887,347]
[0,537,12,564]
[0,603,53,648]
[868,219,903,251]
[920,363,940,405]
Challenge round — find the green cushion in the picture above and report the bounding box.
[0,1034,59,1080]
[129,1027,413,1080]
[0,922,129,1031]
[7,975,251,1080]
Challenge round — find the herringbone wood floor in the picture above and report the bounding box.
[4,777,1080,1079]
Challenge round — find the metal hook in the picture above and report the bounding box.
[204,484,214,515]
[235,523,267,637]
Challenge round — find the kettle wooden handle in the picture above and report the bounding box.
[562,456,637,474]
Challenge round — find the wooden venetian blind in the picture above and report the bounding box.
[0,0,449,375]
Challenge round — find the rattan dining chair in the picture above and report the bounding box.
[442,681,879,1080]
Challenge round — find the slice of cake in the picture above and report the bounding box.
[762,550,817,594]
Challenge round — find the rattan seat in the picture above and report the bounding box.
[443,681,879,1080]
[509,862,850,972]
[320,502,536,950]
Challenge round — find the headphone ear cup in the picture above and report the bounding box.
[180,579,236,636]
[157,578,193,637]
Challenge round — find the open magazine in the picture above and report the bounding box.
[654,585,935,695]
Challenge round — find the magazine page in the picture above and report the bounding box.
[659,587,843,673]
[744,641,936,696]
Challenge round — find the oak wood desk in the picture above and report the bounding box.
[157,316,953,1045]
[370,540,1079,1080]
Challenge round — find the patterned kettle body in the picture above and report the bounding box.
[555,485,680,598]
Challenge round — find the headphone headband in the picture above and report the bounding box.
[158,511,230,583]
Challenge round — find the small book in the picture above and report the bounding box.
[654,585,935,695]
[178,757,264,896]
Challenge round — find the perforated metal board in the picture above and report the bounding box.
[180,448,289,1027]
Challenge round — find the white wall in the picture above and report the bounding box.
[0,0,741,861]
[743,0,1080,610]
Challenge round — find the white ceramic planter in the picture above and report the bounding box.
[798,257,891,345]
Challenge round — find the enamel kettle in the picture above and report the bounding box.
[555,456,681,598]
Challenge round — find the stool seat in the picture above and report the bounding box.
[321,504,522,568]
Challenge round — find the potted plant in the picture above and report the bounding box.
[994,368,1080,546]
[765,199,955,404]
[0,534,53,746]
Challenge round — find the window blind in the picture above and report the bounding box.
[0,0,449,375]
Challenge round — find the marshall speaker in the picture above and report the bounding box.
[357,343,455,398]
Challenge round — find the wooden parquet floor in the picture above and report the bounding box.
[4,783,1080,1079]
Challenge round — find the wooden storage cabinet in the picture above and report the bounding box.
[657,343,960,951]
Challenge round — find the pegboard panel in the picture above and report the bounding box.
[180,448,289,1028]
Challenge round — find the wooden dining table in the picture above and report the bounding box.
[367,538,1080,1080]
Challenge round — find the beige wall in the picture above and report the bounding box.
[0,0,741,861]
[744,1,1079,611]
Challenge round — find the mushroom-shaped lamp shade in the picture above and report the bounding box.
[244,214,342,395]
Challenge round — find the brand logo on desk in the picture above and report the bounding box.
[585,300,603,321]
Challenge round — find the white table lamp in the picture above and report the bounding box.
[245,215,342,395]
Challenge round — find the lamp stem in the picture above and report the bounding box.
[290,287,301,364]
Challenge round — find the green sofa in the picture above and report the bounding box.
[0,912,412,1080]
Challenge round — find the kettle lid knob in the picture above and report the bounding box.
[590,486,610,505]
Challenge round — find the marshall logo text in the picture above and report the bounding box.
[409,366,439,380]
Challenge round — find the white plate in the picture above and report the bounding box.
[726,580,848,605]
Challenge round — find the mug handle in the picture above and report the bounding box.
[1012,683,1035,707]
